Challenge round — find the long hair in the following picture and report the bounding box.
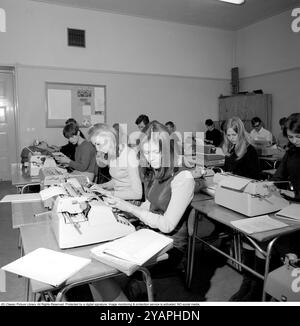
[140,120,180,182]
[285,113,300,135]
[88,123,120,158]
[222,117,250,159]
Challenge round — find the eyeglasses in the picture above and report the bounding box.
[252,123,261,128]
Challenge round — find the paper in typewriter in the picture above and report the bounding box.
[231,215,288,234]
[219,175,251,190]
[39,185,67,201]
[1,248,91,287]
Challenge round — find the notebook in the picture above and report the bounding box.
[230,215,288,234]
[90,229,173,276]
[275,204,300,222]
[1,248,91,287]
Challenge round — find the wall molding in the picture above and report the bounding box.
[240,66,300,80]
[15,63,230,82]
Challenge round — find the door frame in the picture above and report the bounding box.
[0,65,19,165]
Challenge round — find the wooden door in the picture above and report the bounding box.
[0,69,17,181]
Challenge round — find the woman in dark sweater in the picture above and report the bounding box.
[222,117,260,180]
[271,113,300,201]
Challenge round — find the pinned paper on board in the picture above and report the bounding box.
[82,105,91,116]
[94,87,105,112]
[47,89,71,119]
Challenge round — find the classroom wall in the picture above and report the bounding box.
[0,0,234,154]
[1,0,234,78]
[236,10,300,136]
[16,65,229,152]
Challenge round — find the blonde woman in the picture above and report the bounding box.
[222,117,260,179]
[88,123,142,201]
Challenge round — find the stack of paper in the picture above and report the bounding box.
[90,229,173,276]
[276,204,300,222]
[1,248,91,287]
[230,215,288,234]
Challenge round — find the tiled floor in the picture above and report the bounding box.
[0,181,241,302]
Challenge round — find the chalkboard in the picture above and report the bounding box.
[46,82,106,128]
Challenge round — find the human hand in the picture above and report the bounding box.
[103,195,132,213]
[55,153,70,165]
[90,184,112,196]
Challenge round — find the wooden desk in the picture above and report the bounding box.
[11,163,40,193]
[15,204,153,302]
[187,199,300,301]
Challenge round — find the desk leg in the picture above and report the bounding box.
[186,211,199,289]
[25,278,34,301]
[262,237,278,302]
[139,267,154,302]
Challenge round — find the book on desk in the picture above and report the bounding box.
[90,229,173,276]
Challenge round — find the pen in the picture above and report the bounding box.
[34,211,50,218]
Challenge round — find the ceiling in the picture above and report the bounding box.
[31,0,298,30]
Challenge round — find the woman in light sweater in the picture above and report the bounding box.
[103,120,195,275]
[88,123,142,200]
[56,123,96,182]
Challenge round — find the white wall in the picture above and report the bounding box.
[236,10,300,136]
[0,0,234,78]
[236,10,300,77]
[0,0,234,155]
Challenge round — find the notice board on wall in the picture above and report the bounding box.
[46,82,106,128]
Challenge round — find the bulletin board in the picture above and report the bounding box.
[46,82,106,128]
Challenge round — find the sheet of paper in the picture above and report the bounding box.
[231,215,288,234]
[94,87,105,112]
[2,248,91,287]
[39,185,67,201]
[47,89,71,119]
[82,105,91,116]
[0,193,41,203]
[219,175,251,190]
[276,204,300,221]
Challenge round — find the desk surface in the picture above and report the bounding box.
[20,222,120,294]
[12,200,49,229]
[11,163,40,186]
[192,192,212,202]
[192,199,300,242]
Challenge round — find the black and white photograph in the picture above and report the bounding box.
[0,0,300,312]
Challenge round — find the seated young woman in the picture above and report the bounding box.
[230,113,300,302]
[88,123,142,201]
[55,122,97,182]
[102,120,195,277]
[222,117,260,179]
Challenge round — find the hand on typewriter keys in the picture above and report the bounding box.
[55,152,71,165]
[90,184,112,197]
[103,195,131,213]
